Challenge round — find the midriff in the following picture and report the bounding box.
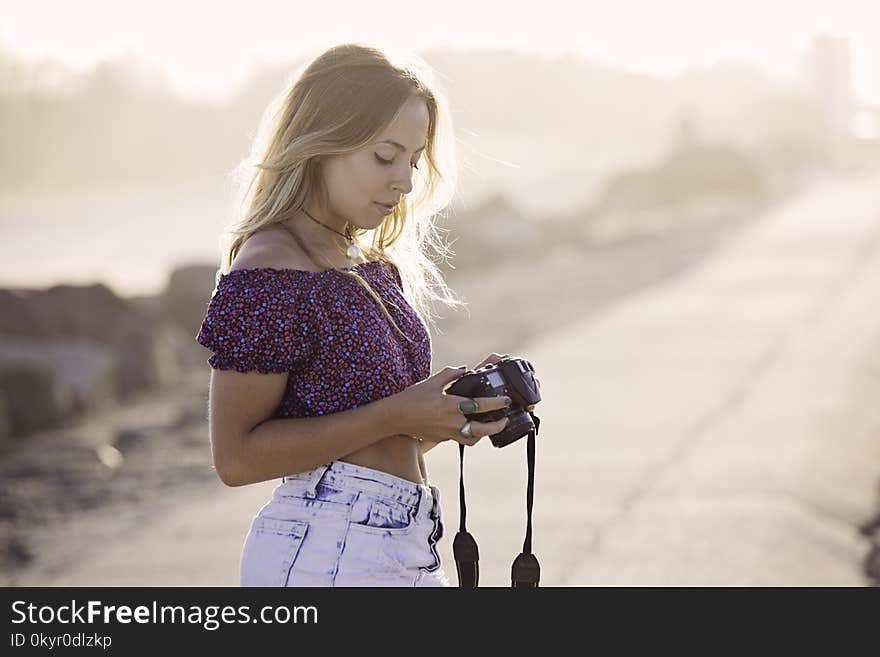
[339,433,425,485]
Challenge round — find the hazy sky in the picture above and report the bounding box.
[1,0,878,104]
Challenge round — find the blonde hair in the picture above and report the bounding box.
[216,43,463,339]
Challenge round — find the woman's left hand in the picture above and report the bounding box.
[471,353,541,413]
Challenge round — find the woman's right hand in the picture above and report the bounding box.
[390,366,511,446]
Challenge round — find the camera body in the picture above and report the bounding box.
[446,356,541,447]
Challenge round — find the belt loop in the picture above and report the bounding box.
[418,484,438,519]
[304,463,332,499]
[418,487,429,518]
[430,485,441,519]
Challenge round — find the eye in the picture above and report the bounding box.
[375,154,420,170]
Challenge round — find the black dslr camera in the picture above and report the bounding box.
[446,356,541,447]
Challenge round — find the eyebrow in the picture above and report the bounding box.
[377,140,426,154]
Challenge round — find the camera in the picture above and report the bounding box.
[446,356,541,447]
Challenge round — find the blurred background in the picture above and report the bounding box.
[2,1,879,586]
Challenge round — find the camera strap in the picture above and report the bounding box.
[453,441,480,588]
[453,411,541,587]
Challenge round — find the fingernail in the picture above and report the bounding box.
[504,397,512,405]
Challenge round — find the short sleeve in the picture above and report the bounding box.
[195,269,312,374]
[387,260,404,290]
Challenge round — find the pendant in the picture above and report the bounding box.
[347,241,364,264]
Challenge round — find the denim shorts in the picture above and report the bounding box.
[240,460,451,587]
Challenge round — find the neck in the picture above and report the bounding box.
[305,202,349,235]
[278,205,352,267]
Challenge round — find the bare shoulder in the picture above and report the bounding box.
[229,226,319,273]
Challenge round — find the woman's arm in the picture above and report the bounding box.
[208,364,508,487]
[419,439,441,454]
[418,450,428,486]
[208,368,405,487]
[237,402,406,486]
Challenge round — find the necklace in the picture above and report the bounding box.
[299,205,364,268]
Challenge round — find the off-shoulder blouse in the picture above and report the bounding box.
[195,260,432,418]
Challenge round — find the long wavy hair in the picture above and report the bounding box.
[215,43,463,339]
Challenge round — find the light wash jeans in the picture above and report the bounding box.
[240,460,451,587]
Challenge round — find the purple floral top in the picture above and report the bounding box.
[195,260,432,418]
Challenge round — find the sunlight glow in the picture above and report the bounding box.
[1,0,878,104]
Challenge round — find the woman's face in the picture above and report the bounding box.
[318,95,430,231]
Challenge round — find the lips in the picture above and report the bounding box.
[375,202,395,215]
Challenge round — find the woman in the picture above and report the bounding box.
[196,43,531,587]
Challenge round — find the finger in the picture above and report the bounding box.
[432,365,471,389]
[453,434,483,448]
[471,395,512,413]
[474,353,509,370]
[468,416,509,437]
[446,394,512,414]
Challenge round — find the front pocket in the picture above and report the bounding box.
[346,492,416,536]
[377,527,439,573]
[241,517,309,587]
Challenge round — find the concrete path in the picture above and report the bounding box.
[29,167,880,586]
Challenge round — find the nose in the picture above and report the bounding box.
[391,164,414,195]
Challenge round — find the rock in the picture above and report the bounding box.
[0,338,117,438]
[0,363,76,437]
[161,264,221,339]
[1,534,33,568]
[0,284,119,338]
[0,395,12,444]
[170,405,207,431]
[0,283,162,395]
[0,280,197,439]
[0,337,116,411]
[113,427,149,453]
